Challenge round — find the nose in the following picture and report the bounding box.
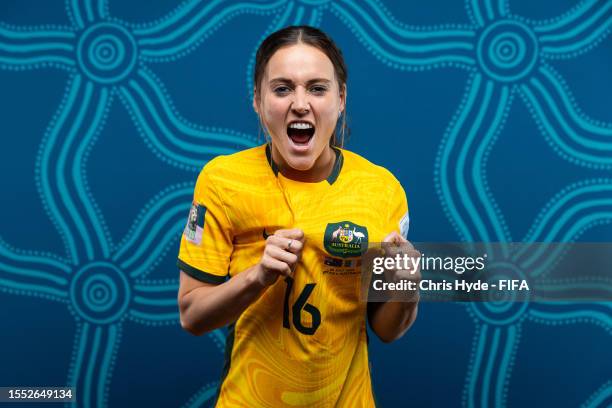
[291,87,310,114]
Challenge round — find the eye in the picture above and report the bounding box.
[273,86,291,95]
[310,85,328,95]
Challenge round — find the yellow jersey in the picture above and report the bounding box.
[177,144,409,407]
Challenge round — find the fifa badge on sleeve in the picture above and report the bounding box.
[184,202,206,244]
[399,211,409,239]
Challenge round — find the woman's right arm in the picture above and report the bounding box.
[178,229,304,336]
[178,266,265,335]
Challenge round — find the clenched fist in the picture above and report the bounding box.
[252,228,305,287]
[381,231,421,301]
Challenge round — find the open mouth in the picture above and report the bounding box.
[287,121,315,146]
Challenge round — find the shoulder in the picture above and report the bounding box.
[202,144,267,173]
[193,145,271,201]
[340,148,402,191]
[197,144,268,182]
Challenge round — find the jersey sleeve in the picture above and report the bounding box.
[385,180,409,239]
[177,163,233,284]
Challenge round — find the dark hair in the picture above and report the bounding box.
[254,25,349,148]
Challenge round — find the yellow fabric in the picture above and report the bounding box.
[177,144,408,407]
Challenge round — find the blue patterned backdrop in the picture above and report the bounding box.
[1,0,611,407]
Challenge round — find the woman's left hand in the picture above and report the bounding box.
[382,232,422,301]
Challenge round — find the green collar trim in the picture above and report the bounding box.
[265,143,343,185]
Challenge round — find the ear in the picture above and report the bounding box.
[339,83,347,113]
[252,88,260,114]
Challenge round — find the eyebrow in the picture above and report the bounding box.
[268,77,332,85]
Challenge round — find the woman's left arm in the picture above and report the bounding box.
[367,232,421,343]
[367,295,419,343]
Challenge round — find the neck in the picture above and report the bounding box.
[272,145,336,183]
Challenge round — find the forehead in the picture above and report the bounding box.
[264,44,335,82]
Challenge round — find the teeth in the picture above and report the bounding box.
[288,122,313,130]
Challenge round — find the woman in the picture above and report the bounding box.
[177,25,420,407]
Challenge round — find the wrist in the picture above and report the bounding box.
[245,264,269,290]
[389,284,420,303]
